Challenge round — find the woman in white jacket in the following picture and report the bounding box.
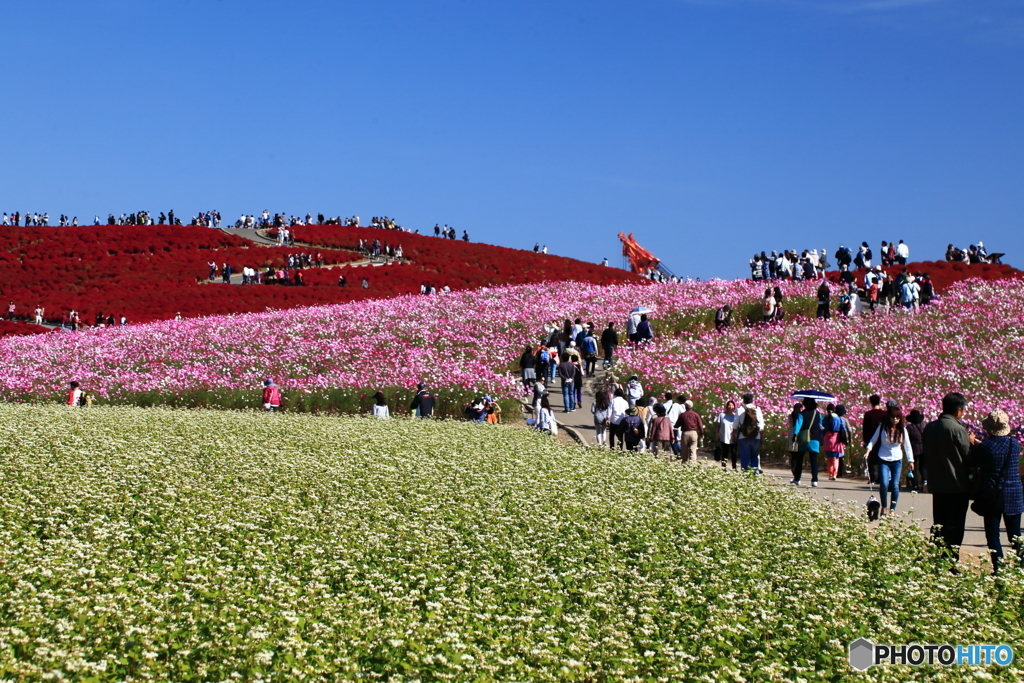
[536,394,558,436]
[865,403,915,515]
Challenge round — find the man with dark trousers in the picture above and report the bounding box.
[923,392,976,564]
[600,322,619,367]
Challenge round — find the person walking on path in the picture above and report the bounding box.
[609,389,630,450]
[591,391,612,446]
[906,409,926,491]
[557,353,577,412]
[262,378,282,412]
[866,402,915,514]
[675,400,704,463]
[372,391,390,418]
[410,383,435,418]
[649,403,675,460]
[971,409,1023,573]
[573,360,584,411]
[518,345,536,390]
[791,398,823,487]
[735,393,765,472]
[601,322,618,367]
[581,329,599,377]
[716,400,739,469]
[821,404,850,481]
[622,407,647,452]
[862,394,887,485]
[922,392,975,563]
[626,375,644,407]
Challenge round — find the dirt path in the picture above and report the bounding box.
[543,360,995,561]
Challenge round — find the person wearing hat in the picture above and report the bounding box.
[922,392,977,562]
[410,383,435,418]
[972,409,1023,573]
[262,378,282,412]
[622,406,646,452]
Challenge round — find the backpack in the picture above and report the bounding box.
[539,349,550,363]
[625,415,642,437]
[740,408,760,439]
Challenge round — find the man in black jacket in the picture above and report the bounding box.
[600,322,618,367]
[410,383,435,418]
[922,392,976,563]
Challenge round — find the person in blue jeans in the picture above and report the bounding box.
[735,393,764,472]
[557,353,577,412]
[865,402,915,515]
[973,409,1023,573]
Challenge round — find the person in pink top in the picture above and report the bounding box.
[262,378,282,412]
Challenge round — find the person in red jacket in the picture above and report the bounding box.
[262,378,282,412]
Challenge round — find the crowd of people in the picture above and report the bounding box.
[946,242,1003,265]
[503,306,1022,573]
[749,249,831,281]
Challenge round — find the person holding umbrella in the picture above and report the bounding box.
[627,307,650,344]
[789,391,836,486]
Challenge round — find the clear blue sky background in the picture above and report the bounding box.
[2,0,1022,279]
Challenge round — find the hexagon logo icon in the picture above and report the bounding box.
[849,637,875,671]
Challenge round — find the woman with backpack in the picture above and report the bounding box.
[821,404,850,481]
[791,398,823,487]
[971,410,1023,573]
[591,391,612,447]
[622,407,647,452]
[865,402,915,515]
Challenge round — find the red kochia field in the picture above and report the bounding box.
[825,259,1021,292]
[287,225,643,291]
[0,225,644,331]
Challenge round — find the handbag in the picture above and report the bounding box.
[796,413,818,447]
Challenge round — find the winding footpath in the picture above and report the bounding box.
[543,362,992,560]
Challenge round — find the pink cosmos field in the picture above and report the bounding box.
[0,277,1018,449]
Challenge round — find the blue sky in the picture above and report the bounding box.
[2,0,1022,278]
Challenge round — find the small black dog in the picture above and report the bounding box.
[866,495,881,522]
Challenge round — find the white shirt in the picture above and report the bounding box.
[866,425,914,462]
[735,406,765,440]
[897,242,909,259]
[610,396,629,425]
[717,412,739,444]
[663,400,683,426]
